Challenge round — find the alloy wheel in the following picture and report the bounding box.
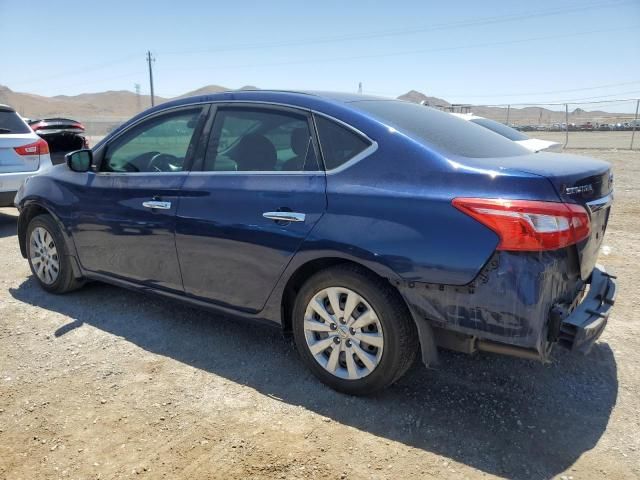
[30,226,60,285]
[303,287,384,380]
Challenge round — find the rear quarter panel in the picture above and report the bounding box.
[308,120,563,286]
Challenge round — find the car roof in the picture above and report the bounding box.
[156,89,391,111]
[0,104,16,113]
[97,90,396,151]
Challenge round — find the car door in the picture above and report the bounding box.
[71,105,207,291]
[175,103,327,312]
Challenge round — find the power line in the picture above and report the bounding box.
[11,54,140,86]
[437,80,640,99]
[162,0,633,56]
[163,25,637,74]
[5,0,636,90]
[365,80,640,100]
[477,95,640,107]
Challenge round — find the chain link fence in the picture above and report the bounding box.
[441,98,640,150]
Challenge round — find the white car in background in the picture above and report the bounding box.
[451,113,562,153]
[0,104,53,207]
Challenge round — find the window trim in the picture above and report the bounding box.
[311,111,378,174]
[93,99,379,175]
[96,104,209,175]
[195,102,323,175]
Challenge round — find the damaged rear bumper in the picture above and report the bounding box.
[399,251,616,364]
[554,265,616,354]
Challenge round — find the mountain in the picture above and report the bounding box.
[397,90,631,125]
[176,85,228,98]
[0,85,166,119]
[175,85,260,99]
[397,90,450,107]
[0,84,630,133]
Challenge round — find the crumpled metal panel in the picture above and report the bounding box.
[399,249,584,352]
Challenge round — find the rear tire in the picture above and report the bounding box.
[292,264,418,395]
[26,214,84,294]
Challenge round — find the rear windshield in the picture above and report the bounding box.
[470,117,529,141]
[351,100,528,158]
[0,110,31,134]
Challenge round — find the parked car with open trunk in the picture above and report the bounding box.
[29,118,88,165]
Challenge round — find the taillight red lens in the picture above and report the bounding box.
[452,198,590,251]
[14,138,50,156]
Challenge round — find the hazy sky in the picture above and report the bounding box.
[1,0,639,109]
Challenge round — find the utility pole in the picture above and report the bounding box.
[631,99,639,150]
[146,50,155,107]
[506,105,510,125]
[358,82,362,94]
[565,103,569,149]
[134,83,141,112]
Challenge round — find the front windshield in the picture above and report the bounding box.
[470,118,529,141]
[352,100,529,158]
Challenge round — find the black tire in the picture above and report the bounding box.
[292,264,418,395]
[26,214,84,294]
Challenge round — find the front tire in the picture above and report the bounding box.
[292,265,418,395]
[26,214,84,294]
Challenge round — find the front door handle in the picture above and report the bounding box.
[142,200,172,210]
[262,211,306,223]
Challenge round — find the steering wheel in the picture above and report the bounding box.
[147,153,180,172]
[125,151,161,172]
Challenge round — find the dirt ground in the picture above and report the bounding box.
[1,148,639,480]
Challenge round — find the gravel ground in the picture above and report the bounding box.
[1,149,639,479]
[528,131,638,150]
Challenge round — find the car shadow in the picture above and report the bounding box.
[0,211,17,239]
[10,278,618,479]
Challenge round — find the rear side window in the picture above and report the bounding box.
[314,115,371,170]
[0,110,31,134]
[204,107,319,172]
[352,100,528,158]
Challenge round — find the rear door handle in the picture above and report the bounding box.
[262,211,306,223]
[142,200,172,210]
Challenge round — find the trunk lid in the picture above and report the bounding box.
[459,152,613,279]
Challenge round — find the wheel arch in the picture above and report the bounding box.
[279,256,438,366]
[18,203,52,258]
[18,201,83,279]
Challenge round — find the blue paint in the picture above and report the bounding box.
[15,90,613,354]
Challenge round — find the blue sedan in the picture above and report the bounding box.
[14,91,616,394]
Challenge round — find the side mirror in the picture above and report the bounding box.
[66,149,92,172]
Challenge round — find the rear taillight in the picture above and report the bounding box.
[452,198,590,251]
[14,138,50,156]
[29,121,44,131]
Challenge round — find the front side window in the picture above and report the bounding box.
[314,115,371,170]
[204,108,318,172]
[103,108,202,172]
